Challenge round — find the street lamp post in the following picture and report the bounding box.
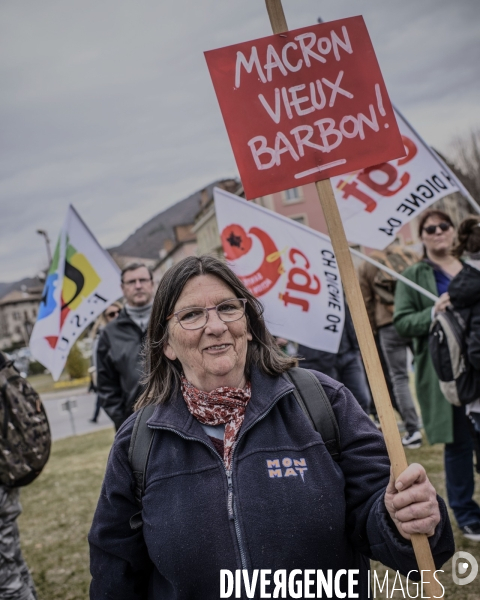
[36,229,52,267]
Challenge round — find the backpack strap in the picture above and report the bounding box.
[286,367,341,461]
[128,404,155,529]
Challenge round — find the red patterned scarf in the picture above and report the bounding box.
[181,376,251,470]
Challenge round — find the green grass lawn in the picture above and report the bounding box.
[17,430,480,599]
[27,372,89,395]
[18,428,114,600]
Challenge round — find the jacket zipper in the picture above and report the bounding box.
[149,387,293,573]
[147,425,249,568]
[226,469,248,570]
[224,389,292,570]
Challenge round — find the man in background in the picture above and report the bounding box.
[0,351,37,600]
[359,242,422,448]
[96,263,154,430]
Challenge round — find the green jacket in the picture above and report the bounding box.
[393,261,453,444]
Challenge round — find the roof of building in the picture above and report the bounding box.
[0,289,43,307]
[0,276,44,301]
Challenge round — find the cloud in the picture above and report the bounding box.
[0,0,479,281]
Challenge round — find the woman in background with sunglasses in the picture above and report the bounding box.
[394,209,480,541]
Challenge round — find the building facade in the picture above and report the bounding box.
[192,179,241,258]
[153,224,198,284]
[141,177,480,287]
[0,288,42,350]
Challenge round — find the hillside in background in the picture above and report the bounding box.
[3,179,241,293]
[109,180,236,260]
[0,276,43,300]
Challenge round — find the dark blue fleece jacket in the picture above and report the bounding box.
[89,368,454,599]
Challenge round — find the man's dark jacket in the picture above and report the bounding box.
[96,309,146,429]
[89,368,454,599]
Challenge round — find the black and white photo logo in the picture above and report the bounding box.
[452,551,478,586]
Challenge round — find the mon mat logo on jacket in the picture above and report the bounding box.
[267,458,308,481]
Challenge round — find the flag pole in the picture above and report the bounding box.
[303,225,439,303]
[264,2,442,595]
[347,247,438,302]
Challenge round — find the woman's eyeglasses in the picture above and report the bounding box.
[167,298,247,330]
[423,222,451,235]
[122,278,152,287]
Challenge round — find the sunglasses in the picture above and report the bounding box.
[423,222,451,235]
[105,310,120,319]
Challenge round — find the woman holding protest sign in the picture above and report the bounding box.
[89,255,453,599]
[394,209,480,541]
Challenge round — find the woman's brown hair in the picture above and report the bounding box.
[452,216,480,258]
[136,255,296,408]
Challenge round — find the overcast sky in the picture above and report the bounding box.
[1,0,479,282]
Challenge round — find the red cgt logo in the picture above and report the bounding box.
[221,224,283,297]
[221,224,321,312]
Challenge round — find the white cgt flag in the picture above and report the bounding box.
[331,108,461,249]
[30,205,122,380]
[214,188,345,353]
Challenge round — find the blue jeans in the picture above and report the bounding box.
[378,324,420,435]
[444,406,480,527]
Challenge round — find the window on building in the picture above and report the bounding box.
[291,215,307,225]
[283,188,302,203]
[253,195,274,210]
[13,311,20,321]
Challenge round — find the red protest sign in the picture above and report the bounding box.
[205,16,405,199]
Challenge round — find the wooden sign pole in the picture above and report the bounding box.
[265,1,442,596]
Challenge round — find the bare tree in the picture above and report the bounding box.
[447,128,480,202]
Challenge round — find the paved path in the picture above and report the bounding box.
[40,388,113,441]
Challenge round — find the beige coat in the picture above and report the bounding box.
[358,255,395,334]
